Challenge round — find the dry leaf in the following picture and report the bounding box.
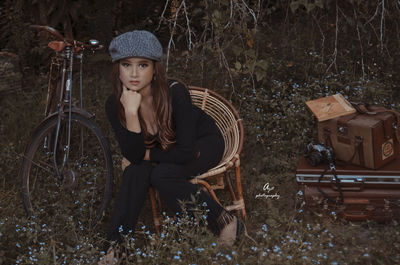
[247,38,254,48]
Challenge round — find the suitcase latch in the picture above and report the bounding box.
[331,177,364,191]
[337,126,348,135]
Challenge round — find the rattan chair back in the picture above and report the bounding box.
[188,86,244,178]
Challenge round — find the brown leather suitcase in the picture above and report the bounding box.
[317,105,400,169]
[296,155,400,222]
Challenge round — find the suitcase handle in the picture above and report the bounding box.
[340,201,374,221]
[340,209,373,221]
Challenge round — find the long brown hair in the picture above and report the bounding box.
[111,61,176,150]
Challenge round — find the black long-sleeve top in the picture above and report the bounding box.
[105,81,220,165]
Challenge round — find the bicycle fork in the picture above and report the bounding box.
[53,47,74,182]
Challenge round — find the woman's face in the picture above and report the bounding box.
[119,57,155,93]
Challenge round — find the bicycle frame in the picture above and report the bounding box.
[33,25,102,181]
[52,46,76,180]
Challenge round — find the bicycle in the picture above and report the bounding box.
[19,25,114,228]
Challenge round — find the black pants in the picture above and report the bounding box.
[106,133,225,243]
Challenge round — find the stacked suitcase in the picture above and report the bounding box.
[296,151,400,222]
[299,96,400,222]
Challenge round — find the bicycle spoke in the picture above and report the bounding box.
[20,153,55,174]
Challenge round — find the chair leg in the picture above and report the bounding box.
[149,187,160,235]
[224,172,238,204]
[224,169,246,220]
[235,160,247,220]
[190,179,222,206]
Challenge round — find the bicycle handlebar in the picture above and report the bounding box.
[30,25,104,52]
[30,25,65,41]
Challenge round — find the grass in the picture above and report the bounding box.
[1,50,400,265]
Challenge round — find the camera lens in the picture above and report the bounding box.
[306,152,322,167]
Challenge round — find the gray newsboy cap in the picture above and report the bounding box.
[109,30,163,62]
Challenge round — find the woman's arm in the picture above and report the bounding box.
[105,94,146,164]
[149,83,198,164]
[120,85,142,133]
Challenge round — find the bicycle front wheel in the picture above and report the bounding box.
[20,113,113,229]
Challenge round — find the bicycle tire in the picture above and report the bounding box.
[20,113,113,229]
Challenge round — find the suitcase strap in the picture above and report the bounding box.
[370,109,400,143]
[352,103,400,143]
[317,164,344,204]
[323,129,365,167]
[346,136,365,166]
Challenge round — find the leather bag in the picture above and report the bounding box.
[317,104,400,169]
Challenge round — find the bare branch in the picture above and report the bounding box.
[157,0,170,31]
[216,42,236,99]
[182,0,194,50]
[380,0,385,53]
[224,0,234,29]
[312,13,325,64]
[364,1,380,26]
[241,0,257,26]
[326,0,338,74]
[165,0,184,72]
[354,9,365,80]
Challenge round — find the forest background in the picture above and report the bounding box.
[1,0,400,264]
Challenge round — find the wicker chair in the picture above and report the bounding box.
[149,86,246,234]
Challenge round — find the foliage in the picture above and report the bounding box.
[160,0,400,163]
[1,0,400,264]
[290,0,324,14]
[1,171,400,264]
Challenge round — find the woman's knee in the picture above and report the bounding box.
[122,162,154,182]
[150,163,184,187]
[149,164,166,187]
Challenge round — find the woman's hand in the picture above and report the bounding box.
[121,156,131,171]
[120,84,142,133]
[120,85,142,115]
[143,149,150,161]
[122,151,149,171]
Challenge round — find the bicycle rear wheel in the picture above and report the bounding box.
[20,113,113,229]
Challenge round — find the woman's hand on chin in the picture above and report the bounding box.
[120,84,142,115]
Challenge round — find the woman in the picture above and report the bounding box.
[101,30,242,263]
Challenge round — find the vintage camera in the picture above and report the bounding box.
[305,142,335,167]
